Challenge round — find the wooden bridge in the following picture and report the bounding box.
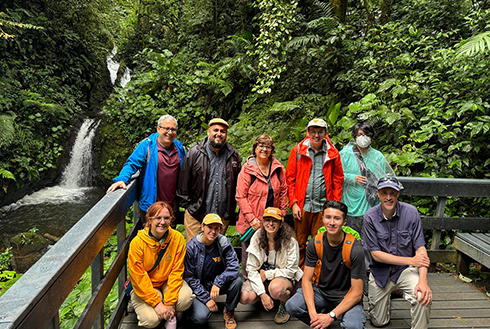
[1,177,490,329]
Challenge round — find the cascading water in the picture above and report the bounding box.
[60,119,100,188]
[107,47,120,85]
[0,119,105,239]
[107,47,132,88]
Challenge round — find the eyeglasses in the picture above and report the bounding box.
[152,216,173,222]
[159,126,178,133]
[258,144,272,150]
[308,129,327,136]
[378,176,399,185]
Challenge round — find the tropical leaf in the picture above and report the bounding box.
[456,31,490,57]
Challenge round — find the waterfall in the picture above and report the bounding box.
[107,47,120,85]
[120,66,132,88]
[3,119,100,210]
[60,118,100,188]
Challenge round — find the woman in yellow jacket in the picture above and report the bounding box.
[128,201,194,328]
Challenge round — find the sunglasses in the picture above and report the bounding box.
[378,176,399,185]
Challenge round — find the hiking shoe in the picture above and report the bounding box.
[223,307,237,329]
[274,303,290,324]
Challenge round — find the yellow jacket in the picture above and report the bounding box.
[128,227,186,307]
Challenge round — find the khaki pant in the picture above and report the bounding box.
[294,211,324,269]
[368,266,431,329]
[130,281,194,328]
[184,209,229,241]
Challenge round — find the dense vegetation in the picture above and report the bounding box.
[0,0,116,204]
[2,0,490,325]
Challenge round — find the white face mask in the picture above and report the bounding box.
[356,135,371,148]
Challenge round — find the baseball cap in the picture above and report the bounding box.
[262,207,283,221]
[208,118,229,129]
[377,176,401,191]
[202,213,223,226]
[307,118,328,129]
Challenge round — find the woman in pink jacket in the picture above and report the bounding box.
[235,134,288,279]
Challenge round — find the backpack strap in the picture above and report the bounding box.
[312,231,325,285]
[342,233,356,269]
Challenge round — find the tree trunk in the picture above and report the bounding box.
[380,0,392,24]
[363,0,374,29]
[330,0,348,22]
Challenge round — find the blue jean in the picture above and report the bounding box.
[187,276,243,324]
[285,286,366,329]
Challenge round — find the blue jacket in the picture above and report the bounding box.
[184,234,240,304]
[113,133,185,212]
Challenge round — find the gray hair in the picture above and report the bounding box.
[157,114,178,128]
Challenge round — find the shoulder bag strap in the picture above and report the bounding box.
[148,239,171,273]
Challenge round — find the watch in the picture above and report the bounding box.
[329,311,337,320]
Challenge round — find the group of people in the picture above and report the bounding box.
[108,115,432,329]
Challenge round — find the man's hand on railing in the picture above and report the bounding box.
[107,181,127,193]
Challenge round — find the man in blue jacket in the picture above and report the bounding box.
[184,213,242,329]
[107,114,185,223]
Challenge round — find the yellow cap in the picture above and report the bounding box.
[262,207,283,220]
[202,213,223,226]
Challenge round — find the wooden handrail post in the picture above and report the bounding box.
[91,250,104,329]
[117,219,126,299]
[46,312,59,329]
[431,197,447,250]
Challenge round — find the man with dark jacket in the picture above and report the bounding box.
[108,114,185,223]
[177,118,241,241]
[184,214,242,329]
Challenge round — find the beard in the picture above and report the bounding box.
[210,139,224,149]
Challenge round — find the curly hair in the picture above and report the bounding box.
[145,201,174,228]
[257,222,294,254]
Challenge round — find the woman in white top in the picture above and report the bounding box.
[240,207,303,324]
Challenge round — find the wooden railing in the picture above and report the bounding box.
[0,176,489,329]
[0,179,139,329]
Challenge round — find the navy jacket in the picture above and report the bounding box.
[184,234,240,304]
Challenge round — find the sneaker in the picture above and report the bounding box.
[274,303,290,324]
[223,307,237,329]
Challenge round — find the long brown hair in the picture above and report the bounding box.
[145,202,174,228]
[257,222,293,253]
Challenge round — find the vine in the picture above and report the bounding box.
[251,0,298,94]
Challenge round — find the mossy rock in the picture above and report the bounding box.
[10,233,50,253]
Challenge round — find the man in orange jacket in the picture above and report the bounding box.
[286,118,344,269]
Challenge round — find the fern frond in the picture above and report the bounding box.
[287,35,322,50]
[0,168,15,180]
[0,111,16,148]
[456,31,490,58]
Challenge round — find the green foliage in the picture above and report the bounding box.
[0,248,13,271]
[0,11,43,39]
[0,270,22,297]
[457,30,490,57]
[251,0,298,94]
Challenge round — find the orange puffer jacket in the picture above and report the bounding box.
[286,136,344,210]
[128,227,186,307]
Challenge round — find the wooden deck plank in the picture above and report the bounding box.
[119,273,490,329]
